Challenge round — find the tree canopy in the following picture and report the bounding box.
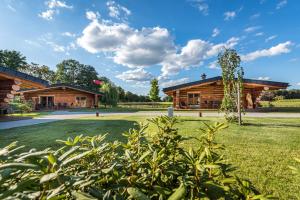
[100,82,119,107]
[149,79,160,102]
[56,59,98,91]
[218,48,244,123]
[24,63,56,83]
[0,50,27,70]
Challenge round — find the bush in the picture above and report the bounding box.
[274,95,284,101]
[0,116,273,199]
[9,96,33,113]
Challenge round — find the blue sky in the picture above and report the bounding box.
[0,0,299,95]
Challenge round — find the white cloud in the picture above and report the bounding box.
[206,37,239,57]
[208,61,219,69]
[265,35,277,42]
[190,0,209,16]
[297,82,300,86]
[39,9,56,20]
[116,68,153,82]
[258,77,270,80]
[86,11,100,21]
[39,0,72,20]
[255,32,264,36]
[250,13,260,20]
[241,41,292,61]
[161,78,189,88]
[106,0,131,20]
[161,37,239,77]
[62,32,76,37]
[7,4,16,12]
[77,20,133,53]
[224,11,236,20]
[276,0,287,9]
[244,26,261,33]
[212,28,220,37]
[114,27,175,68]
[45,41,65,52]
[47,0,72,9]
[77,16,240,81]
[289,58,298,62]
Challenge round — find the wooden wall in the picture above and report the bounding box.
[0,79,21,112]
[167,81,268,109]
[22,88,97,109]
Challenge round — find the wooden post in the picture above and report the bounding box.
[237,83,242,126]
[175,90,180,109]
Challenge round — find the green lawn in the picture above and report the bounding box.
[0,116,300,199]
[260,99,300,107]
[259,99,300,112]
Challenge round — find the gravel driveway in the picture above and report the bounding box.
[0,111,300,130]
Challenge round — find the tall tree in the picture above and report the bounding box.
[116,86,125,102]
[0,50,27,70]
[149,79,160,102]
[55,59,98,91]
[76,65,98,91]
[100,82,119,107]
[55,59,81,84]
[24,63,56,83]
[218,48,244,124]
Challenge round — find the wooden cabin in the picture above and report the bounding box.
[0,66,48,113]
[17,84,102,110]
[163,76,289,110]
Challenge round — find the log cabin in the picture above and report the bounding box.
[0,66,102,112]
[17,84,102,110]
[0,66,48,113]
[162,76,289,110]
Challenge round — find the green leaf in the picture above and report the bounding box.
[127,187,150,200]
[72,191,97,200]
[58,146,80,161]
[138,150,151,162]
[101,163,116,174]
[48,154,57,165]
[167,184,186,200]
[40,172,58,184]
[0,163,38,170]
[61,150,91,166]
[15,149,50,162]
[204,164,221,169]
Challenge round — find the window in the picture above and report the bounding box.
[188,93,200,105]
[76,96,87,107]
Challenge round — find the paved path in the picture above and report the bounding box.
[0,111,300,130]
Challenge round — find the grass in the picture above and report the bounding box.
[0,111,52,122]
[260,99,300,107]
[0,116,300,199]
[8,111,51,118]
[258,99,300,113]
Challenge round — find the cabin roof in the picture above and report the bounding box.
[18,83,103,95]
[162,76,289,92]
[0,66,49,86]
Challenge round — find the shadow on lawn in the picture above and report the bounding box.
[0,119,138,151]
[243,122,300,128]
[179,119,211,123]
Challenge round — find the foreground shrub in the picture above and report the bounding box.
[0,116,273,199]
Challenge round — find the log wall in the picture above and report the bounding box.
[22,88,97,109]
[168,82,267,109]
[0,79,21,111]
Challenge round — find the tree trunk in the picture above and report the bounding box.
[237,83,242,126]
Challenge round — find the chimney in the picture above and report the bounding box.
[201,73,207,80]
